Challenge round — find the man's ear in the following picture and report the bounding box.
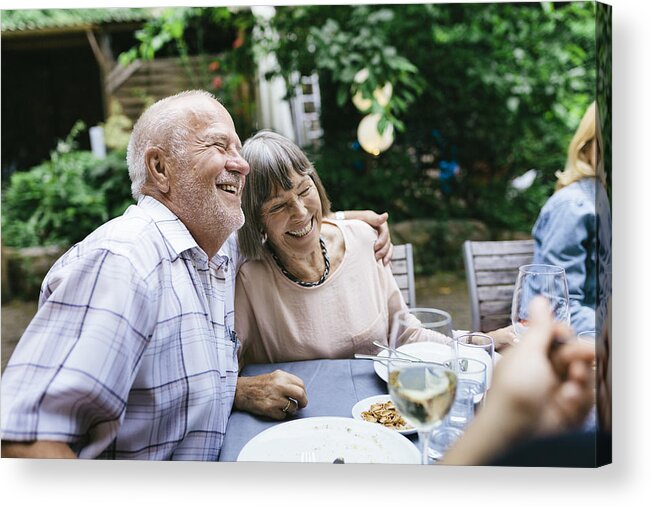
[145,146,170,194]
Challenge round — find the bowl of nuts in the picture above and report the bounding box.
[352,395,416,435]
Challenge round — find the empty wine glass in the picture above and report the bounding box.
[511,264,570,339]
[387,308,457,465]
[390,307,454,348]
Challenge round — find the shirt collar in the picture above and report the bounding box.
[137,196,234,267]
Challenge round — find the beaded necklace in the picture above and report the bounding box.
[270,236,330,287]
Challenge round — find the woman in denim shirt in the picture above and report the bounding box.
[532,102,611,334]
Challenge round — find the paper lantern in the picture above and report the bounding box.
[357,114,395,155]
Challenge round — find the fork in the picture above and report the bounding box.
[372,340,422,361]
[300,450,316,463]
[371,340,466,370]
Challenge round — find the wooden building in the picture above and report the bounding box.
[1,8,243,176]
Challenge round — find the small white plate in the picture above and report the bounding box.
[351,394,417,435]
[237,416,420,464]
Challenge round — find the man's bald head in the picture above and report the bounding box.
[127,90,227,200]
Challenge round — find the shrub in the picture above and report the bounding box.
[2,123,133,248]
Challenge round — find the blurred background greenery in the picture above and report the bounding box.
[1,2,602,285]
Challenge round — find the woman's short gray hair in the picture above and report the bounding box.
[238,130,332,260]
[126,90,216,200]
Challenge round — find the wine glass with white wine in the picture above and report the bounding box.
[387,308,458,465]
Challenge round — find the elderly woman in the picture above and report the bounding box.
[235,130,430,366]
[234,131,511,372]
[532,101,611,334]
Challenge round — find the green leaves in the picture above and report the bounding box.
[2,126,132,248]
[263,5,424,135]
[259,2,597,236]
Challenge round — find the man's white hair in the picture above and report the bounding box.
[126,90,217,200]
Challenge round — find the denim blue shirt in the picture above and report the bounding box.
[532,177,611,334]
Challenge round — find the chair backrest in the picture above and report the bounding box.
[463,239,535,332]
[391,243,416,308]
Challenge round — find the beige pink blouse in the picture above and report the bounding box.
[235,219,444,367]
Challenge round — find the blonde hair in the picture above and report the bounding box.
[555,101,606,191]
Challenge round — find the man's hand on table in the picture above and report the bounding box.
[2,440,77,458]
[234,370,308,420]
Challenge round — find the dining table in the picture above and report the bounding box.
[218,358,419,462]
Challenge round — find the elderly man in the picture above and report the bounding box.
[1,90,390,459]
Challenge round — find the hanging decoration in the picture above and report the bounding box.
[357,113,395,155]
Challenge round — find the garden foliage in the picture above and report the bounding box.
[2,122,133,248]
[262,2,597,232]
[2,3,600,251]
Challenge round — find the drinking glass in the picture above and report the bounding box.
[390,307,454,348]
[454,332,494,391]
[447,358,487,428]
[387,308,457,465]
[511,264,570,339]
[428,357,487,461]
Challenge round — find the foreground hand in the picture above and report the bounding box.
[234,370,308,420]
[441,297,595,465]
[341,210,393,265]
[489,298,595,437]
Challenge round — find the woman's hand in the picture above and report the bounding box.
[487,325,518,351]
[234,370,308,420]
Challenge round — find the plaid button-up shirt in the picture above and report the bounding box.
[1,196,241,460]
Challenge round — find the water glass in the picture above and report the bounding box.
[428,357,486,461]
[454,332,494,390]
[447,357,487,428]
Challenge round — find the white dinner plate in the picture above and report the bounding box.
[373,342,501,388]
[373,341,453,382]
[237,416,420,464]
[351,394,417,435]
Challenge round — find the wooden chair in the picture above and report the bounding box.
[463,239,535,332]
[391,243,416,308]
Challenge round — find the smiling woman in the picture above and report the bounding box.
[234,131,435,369]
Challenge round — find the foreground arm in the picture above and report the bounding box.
[331,210,393,265]
[234,370,308,420]
[442,297,595,466]
[1,440,77,459]
[1,249,156,459]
